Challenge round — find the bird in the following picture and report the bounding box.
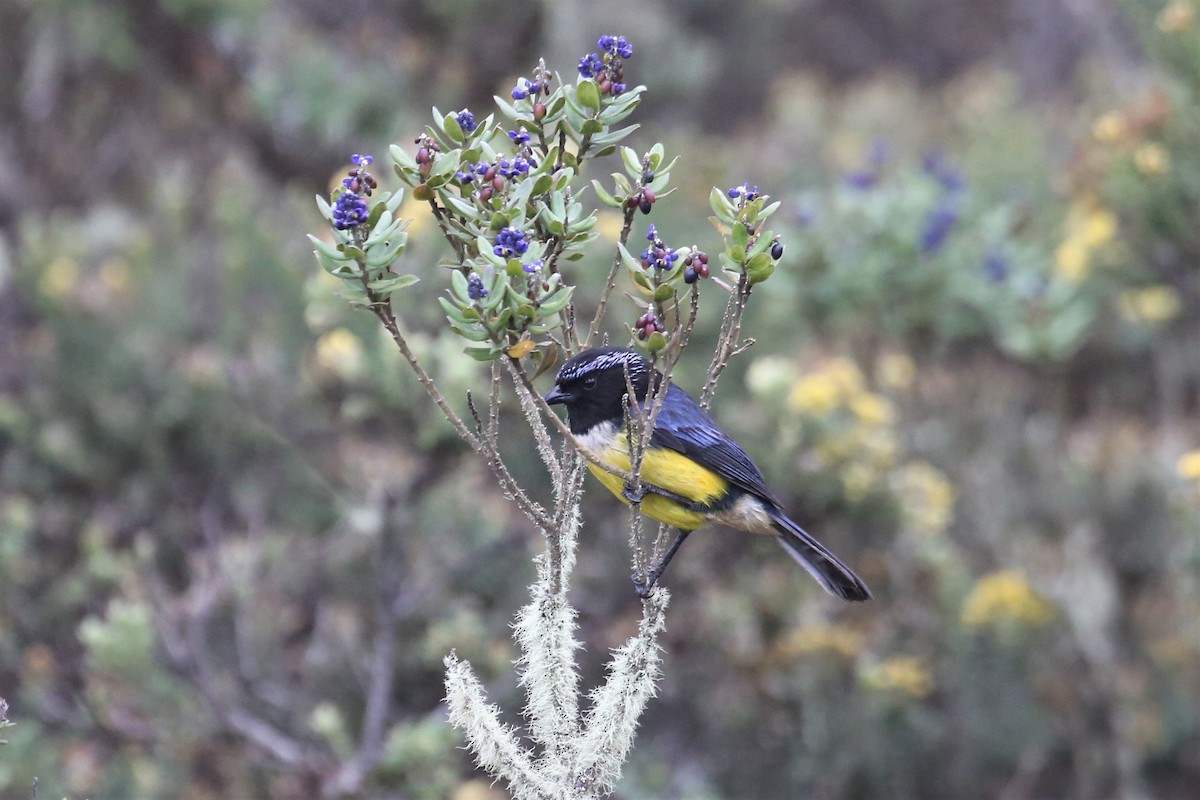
[544,346,871,601]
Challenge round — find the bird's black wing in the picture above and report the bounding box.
[644,384,777,504]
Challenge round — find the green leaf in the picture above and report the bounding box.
[450,321,493,342]
[588,124,641,149]
[531,173,553,196]
[620,146,642,178]
[385,189,406,214]
[308,235,350,264]
[367,274,419,296]
[645,331,668,353]
[314,194,333,221]
[577,79,601,111]
[537,286,574,315]
[492,94,521,122]
[747,230,773,259]
[450,269,470,301]
[428,149,462,182]
[464,344,503,361]
[746,253,775,284]
[581,118,604,135]
[442,194,479,220]
[438,296,471,324]
[732,222,750,252]
[443,112,464,143]
[709,187,736,225]
[648,143,665,171]
[653,284,674,303]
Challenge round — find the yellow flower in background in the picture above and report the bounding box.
[841,463,878,502]
[1092,111,1128,144]
[876,352,916,390]
[826,356,865,396]
[849,392,894,427]
[1055,202,1118,283]
[892,461,956,538]
[1054,238,1090,282]
[1157,1,1195,33]
[788,372,841,416]
[961,570,1055,631]
[862,656,934,699]
[315,327,364,376]
[1133,142,1171,176]
[1178,450,1200,481]
[40,256,81,300]
[780,624,864,660]
[1081,207,1117,248]
[1119,285,1182,325]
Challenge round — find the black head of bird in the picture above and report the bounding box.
[543,347,655,435]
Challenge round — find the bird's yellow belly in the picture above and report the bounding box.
[586,433,729,531]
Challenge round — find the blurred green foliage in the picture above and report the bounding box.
[2,1,1200,799]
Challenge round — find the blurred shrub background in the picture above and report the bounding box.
[2,0,1200,797]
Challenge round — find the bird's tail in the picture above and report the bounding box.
[770,511,872,602]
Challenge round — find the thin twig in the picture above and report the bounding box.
[487,361,502,443]
[369,297,552,529]
[700,272,752,410]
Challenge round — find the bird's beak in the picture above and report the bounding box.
[544,384,569,405]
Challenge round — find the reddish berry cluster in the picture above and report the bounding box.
[414,135,442,179]
[634,310,664,340]
[343,154,378,197]
[625,170,657,215]
[683,251,710,284]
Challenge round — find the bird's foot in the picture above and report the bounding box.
[631,569,662,599]
[622,481,647,505]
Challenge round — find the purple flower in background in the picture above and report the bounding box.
[983,249,1009,282]
[922,149,966,192]
[920,202,959,254]
[845,170,879,190]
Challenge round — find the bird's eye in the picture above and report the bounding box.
[583,376,597,390]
